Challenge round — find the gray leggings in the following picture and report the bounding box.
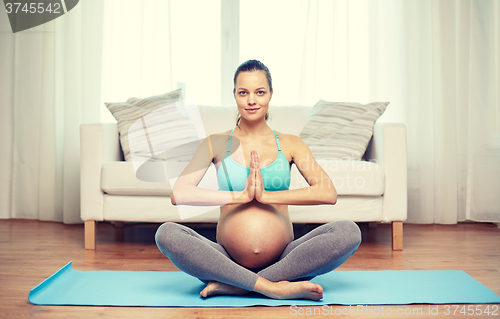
[155,220,361,291]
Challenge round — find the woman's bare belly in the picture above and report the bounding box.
[216,199,294,269]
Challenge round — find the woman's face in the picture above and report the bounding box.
[233,70,273,124]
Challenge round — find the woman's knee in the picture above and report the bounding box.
[341,220,362,249]
[155,222,181,251]
[330,220,362,250]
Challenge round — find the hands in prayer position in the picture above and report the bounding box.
[243,151,267,203]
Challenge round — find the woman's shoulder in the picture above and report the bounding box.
[206,129,233,142]
[205,130,232,156]
[273,131,303,145]
[273,131,308,155]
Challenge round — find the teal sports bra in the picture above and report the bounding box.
[216,128,291,192]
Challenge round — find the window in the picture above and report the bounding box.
[170,0,221,106]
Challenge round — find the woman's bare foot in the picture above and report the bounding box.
[200,280,251,298]
[251,276,324,301]
[200,278,323,301]
[272,280,323,301]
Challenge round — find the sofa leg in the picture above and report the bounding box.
[392,221,403,251]
[85,220,96,250]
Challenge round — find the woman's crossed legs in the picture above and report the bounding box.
[155,220,361,300]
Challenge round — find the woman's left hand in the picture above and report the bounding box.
[252,151,267,203]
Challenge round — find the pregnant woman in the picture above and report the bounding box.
[155,60,361,300]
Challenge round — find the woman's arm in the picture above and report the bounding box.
[258,135,337,206]
[171,135,252,206]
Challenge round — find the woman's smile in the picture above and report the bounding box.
[245,107,261,114]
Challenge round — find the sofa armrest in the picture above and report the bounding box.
[80,123,122,221]
[363,123,407,222]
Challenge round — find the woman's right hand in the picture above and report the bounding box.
[239,151,257,204]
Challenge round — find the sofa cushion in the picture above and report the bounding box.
[101,194,383,223]
[198,106,239,136]
[102,159,384,197]
[290,159,384,196]
[299,100,389,160]
[102,162,171,196]
[105,89,201,162]
[266,106,313,136]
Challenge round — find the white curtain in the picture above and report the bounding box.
[405,0,500,223]
[0,0,175,223]
[99,0,176,122]
[0,0,105,223]
[293,0,500,223]
[1,0,498,224]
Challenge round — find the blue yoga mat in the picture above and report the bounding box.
[28,261,500,307]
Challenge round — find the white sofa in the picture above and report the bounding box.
[80,106,407,250]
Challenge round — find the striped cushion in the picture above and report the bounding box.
[299,100,389,160]
[105,89,198,162]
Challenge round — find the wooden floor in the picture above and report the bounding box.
[1,220,499,318]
